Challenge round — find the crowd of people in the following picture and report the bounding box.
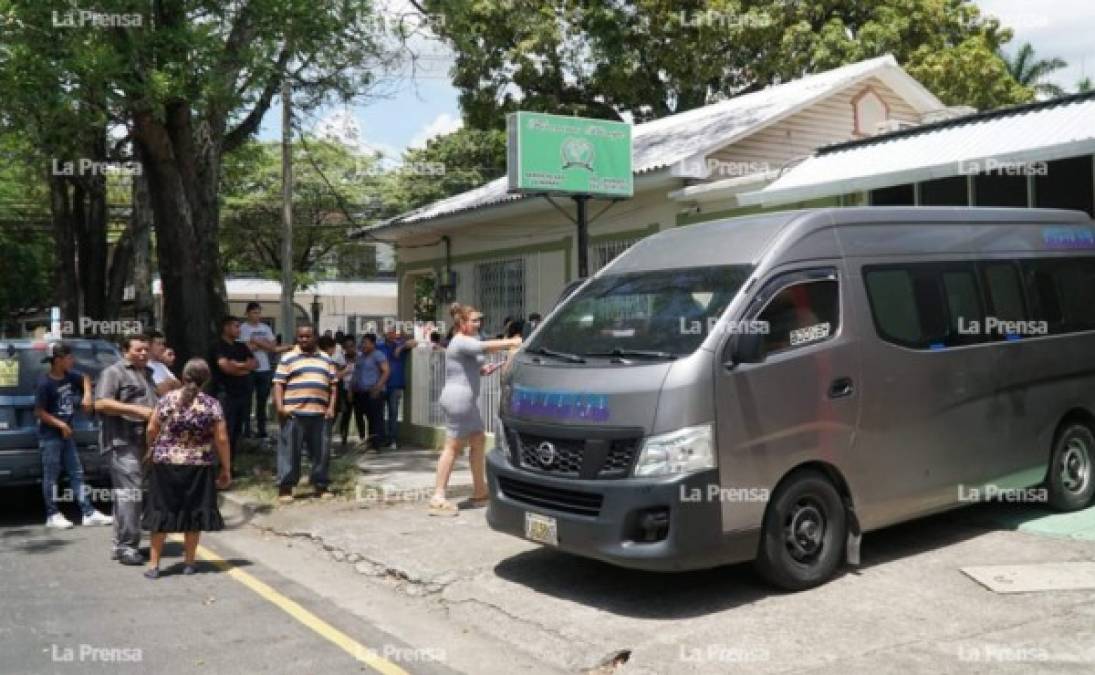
[33,300,537,575]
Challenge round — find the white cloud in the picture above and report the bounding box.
[407,113,463,150]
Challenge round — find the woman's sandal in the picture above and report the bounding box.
[428,498,459,517]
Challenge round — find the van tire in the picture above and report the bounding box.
[754,470,846,591]
[1047,423,1095,511]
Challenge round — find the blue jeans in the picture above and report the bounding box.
[276,415,330,489]
[41,437,94,518]
[384,388,403,445]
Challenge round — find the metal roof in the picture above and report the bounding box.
[360,54,941,234]
[740,92,1095,207]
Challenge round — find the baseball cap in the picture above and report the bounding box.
[41,343,73,363]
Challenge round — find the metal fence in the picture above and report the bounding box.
[408,347,504,436]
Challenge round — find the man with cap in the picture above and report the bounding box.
[94,335,158,565]
[34,343,113,529]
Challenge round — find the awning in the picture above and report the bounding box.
[739,94,1095,207]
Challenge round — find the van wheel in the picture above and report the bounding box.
[1047,423,1095,511]
[754,471,846,591]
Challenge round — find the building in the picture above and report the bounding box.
[355,55,953,335]
[152,278,397,338]
[736,91,1095,214]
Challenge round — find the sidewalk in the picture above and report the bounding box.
[354,447,475,503]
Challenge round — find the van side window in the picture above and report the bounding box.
[981,263,1026,323]
[864,264,982,348]
[1022,258,1095,334]
[757,279,839,354]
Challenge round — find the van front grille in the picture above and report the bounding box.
[511,431,641,479]
[498,475,603,517]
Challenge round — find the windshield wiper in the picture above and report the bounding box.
[583,348,678,360]
[526,346,586,363]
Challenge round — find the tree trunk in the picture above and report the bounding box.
[134,109,226,365]
[48,175,79,324]
[131,161,155,332]
[76,173,109,320]
[104,225,133,319]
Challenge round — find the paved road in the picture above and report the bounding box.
[0,486,457,675]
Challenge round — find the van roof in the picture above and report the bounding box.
[607,207,1093,273]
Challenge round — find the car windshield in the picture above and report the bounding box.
[528,265,752,358]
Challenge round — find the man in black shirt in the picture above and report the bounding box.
[209,316,257,469]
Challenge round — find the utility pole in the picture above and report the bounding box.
[280,80,294,341]
[574,195,589,278]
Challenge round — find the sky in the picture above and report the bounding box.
[259,1,1093,163]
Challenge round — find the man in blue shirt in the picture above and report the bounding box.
[351,334,388,451]
[378,327,416,450]
[35,344,113,529]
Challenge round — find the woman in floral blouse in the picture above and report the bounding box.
[142,358,231,579]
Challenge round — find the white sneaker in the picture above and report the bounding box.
[82,510,113,526]
[46,513,74,529]
[387,442,398,451]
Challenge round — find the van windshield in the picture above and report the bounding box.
[529,265,752,358]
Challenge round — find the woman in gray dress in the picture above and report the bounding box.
[430,303,521,515]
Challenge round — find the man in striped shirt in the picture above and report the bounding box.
[273,324,338,503]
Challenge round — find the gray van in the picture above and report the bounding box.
[486,207,1095,590]
[0,339,121,487]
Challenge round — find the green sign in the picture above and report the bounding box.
[507,112,633,198]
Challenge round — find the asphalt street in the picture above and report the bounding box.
[0,486,458,675]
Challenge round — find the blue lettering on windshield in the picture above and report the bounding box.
[510,385,610,421]
[1043,227,1095,250]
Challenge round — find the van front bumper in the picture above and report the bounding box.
[486,450,759,572]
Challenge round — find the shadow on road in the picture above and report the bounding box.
[493,500,1077,619]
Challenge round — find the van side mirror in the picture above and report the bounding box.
[725,332,766,368]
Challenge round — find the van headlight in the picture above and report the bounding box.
[494,419,510,454]
[633,423,715,477]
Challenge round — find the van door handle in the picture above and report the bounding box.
[828,377,854,399]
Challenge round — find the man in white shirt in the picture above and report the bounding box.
[146,330,181,395]
[240,302,286,439]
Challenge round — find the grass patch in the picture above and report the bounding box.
[228,438,364,506]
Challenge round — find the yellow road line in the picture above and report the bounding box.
[168,535,409,675]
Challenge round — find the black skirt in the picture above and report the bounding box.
[142,463,224,533]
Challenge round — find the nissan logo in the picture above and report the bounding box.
[536,441,557,467]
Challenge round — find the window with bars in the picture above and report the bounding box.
[593,237,640,273]
[475,258,526,336]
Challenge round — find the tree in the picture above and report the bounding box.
[388,127,506,212]
[1,0,397,362]
[1077,77,1093,94]
[414,0,1032,129]
[1000,42,1068,99]
[0,134,53,331]
[0,5,135,324]
[220,137,385,283]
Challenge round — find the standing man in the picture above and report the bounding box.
[273,325,338,503]
[351,334,388,451]
[95,335,158,565]
[146,330,181,396]
[378,326,416,450]
[337,336,359,449]
[240,302,283,440]
[209,316,257,468]
[35,344,113,529]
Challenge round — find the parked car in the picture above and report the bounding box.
[0,338,121,487]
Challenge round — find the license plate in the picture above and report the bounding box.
[524,512,558,546]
